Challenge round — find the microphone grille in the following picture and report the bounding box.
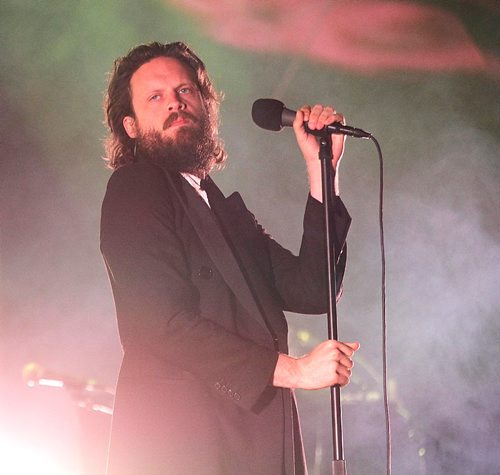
[251,98,285,131]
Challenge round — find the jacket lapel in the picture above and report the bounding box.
[165,171,273,340]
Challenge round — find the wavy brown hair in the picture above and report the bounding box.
[103,41,226,170]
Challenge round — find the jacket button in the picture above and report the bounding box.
[221,385,227,393]
[215,382,221,390]
[198,266,213,279]
[228,389,233,398]
[234,392,241,401]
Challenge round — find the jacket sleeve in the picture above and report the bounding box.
[100,164,277,412]
[265,194,351,314]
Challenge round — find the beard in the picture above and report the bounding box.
[135,111,217,176]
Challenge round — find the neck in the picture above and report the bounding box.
[191,170,206,180]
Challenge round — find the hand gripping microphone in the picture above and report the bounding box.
[252,98,371,138]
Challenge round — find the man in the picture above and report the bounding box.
[101,41,359,474]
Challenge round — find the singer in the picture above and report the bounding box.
[100,41,359,475]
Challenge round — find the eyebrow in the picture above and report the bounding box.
[144,80,198,93]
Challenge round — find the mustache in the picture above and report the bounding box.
[163,111,199,130]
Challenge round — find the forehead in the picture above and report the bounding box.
[130,56,197,91]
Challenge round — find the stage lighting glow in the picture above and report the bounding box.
[296,329,311,344]
[0,434,75,475]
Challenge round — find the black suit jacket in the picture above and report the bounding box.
[100,161,350,474]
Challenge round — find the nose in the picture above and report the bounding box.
[167,92,186,111]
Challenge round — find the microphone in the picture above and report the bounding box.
[252,98,371,138]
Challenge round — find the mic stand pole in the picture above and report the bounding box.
[318,133,347,475]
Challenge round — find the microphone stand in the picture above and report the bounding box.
[317,132,347,475]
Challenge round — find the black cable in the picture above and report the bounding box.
[369,135,391,475]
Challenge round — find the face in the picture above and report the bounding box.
[123,56,206,141]
[123,56,217,176]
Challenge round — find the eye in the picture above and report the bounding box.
[149,94,161,102]
[179,86,194,94]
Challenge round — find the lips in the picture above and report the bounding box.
[163,111,198,130]
[170,118,190,127]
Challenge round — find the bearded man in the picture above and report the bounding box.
[101,41,358,474]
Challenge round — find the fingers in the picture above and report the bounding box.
[335,353,356,386]
[346,341,361,351]
[292,103,347,169]
[296,339,359,390]
[334,340,360,357]
[324,339,359,386]
[339,354,354,370]
[298,104,346,130]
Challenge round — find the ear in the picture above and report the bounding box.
[123,116,138,139]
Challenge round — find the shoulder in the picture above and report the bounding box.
[101,162,180,221]
[106,161,169,196]
[104,162,182,204]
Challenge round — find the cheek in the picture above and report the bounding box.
[137,111,165,131]
[193,93,207,113]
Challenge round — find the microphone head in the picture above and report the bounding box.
[252,98,285,131]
